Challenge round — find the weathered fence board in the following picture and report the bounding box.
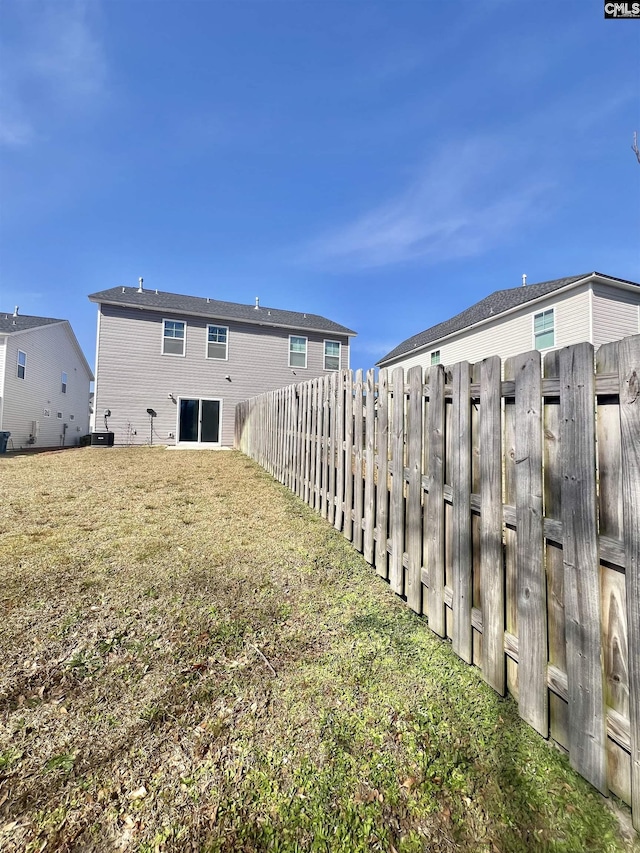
[452,362,473,663]
[375,369,389,579]
[426,364,446,636]
[619,336,640,831]
[512,350,548,736]
[353,370,364,550]
[560,343,607,793]
[479,355,504,694]
[406,365,423,613]
[235,333,640,828]
[364,369,376,564]
[390,367,405,595]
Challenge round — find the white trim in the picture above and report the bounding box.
[588,288,594,343]
[175,396,223,446]
[323,339,341,371]
[17,349,26,379]
[533,307,555,351]
[205,324,229,361]
[162,318,187,357]
[289,335,308,369]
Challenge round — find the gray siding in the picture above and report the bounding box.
[388,285,591,374]
[591,284,640,348]
[94,305,350,446]
[1,323,93,449]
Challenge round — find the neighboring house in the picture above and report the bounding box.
[378,272,640,373]
[0,309,94,450]
[88,282,356,447]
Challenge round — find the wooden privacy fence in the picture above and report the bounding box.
[235,334,640,829]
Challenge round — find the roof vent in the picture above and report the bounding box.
[206,297,210,303]
[137,277,144,293]
[255,297,260,309]
[121,287,126,293]
[13,306,19,317]
[522,274,527,287]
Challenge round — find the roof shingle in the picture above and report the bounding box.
[377,272,639,365]
[0,313,65,334]
[88,287,357,336]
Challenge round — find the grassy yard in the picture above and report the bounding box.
[0,448,637,853]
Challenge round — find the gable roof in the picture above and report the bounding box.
[377,271,640,365]
[0,312,65,334]
[0,312,94,380]
[88,286,357,337]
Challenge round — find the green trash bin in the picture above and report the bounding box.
[0,432,10,453]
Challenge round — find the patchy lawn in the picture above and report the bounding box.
[0,448,636,852]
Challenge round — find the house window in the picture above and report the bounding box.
[324,340,340,371]
[430,350,441,365]
[289,335,307,368]
[61,372,67,393]
[163,319,185,355]
[534,309,555,350]
[207,325,228,360]
[17,350,26,379]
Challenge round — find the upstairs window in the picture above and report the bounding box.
[324,340,340,371]
[61,371,67,393]
[430,350,441,365]
[289,336,307,368]
[17,350,26,379]
[207,325,228,360]
[534,309,555,350]
[163,319,185,356]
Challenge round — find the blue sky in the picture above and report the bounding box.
[1,0,639,374]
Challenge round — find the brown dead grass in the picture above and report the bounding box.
[0,448,636,853]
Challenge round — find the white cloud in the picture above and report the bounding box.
[300,137,554,270]
[0,0,107,148]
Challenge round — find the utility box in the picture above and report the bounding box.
[91,431,114,447]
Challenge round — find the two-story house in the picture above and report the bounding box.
[0,309,94,450]
[89,282,356,447]
[377,271,640,373]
